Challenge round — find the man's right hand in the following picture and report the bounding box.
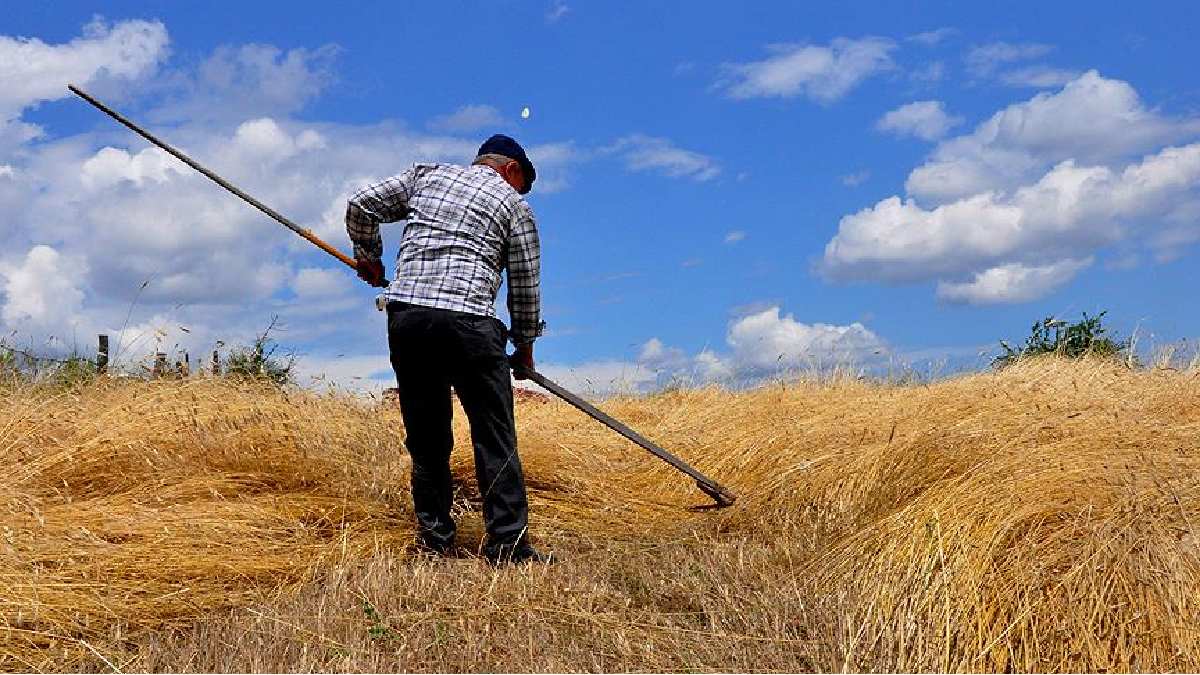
[356,257,386,287]
[509,343,534,379]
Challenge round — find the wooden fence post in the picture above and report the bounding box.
[97,335,109,374]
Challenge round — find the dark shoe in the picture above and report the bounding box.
[485,542,555,566]
[415,535,455,557]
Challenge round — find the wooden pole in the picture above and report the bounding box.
[97,334,109,374]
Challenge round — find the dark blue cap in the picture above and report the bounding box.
[477,134,536,194]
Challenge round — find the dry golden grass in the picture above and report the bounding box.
[2,357,1199,672]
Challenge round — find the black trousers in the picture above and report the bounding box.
[386,301,529,552]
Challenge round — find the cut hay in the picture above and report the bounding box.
[2,357,1198,671]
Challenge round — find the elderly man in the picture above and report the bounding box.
[346,134,548,564]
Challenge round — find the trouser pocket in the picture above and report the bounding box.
[454,314,507,363]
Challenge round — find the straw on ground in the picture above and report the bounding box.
[2,357,1198,671]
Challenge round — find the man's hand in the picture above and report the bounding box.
[356,257,386,287]
[509,343,535,379]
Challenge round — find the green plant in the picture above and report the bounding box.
[362,600,397,642]
[994,311,1129,368]
[0,344,97,387]
[223,317,295,386]
[49,355,98,387]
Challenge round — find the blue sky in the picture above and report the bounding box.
[1,2,1198,391]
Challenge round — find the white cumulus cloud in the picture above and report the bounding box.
[823,142,1200,297]
[151,43,337,123]
[965,41,1053,77]
[724,307,884,373]
[0,18,168,120]
[525,141,578,193]
[965,41,1082,90]
[717,37,896,102]
[906,71,1200,204]
[936,258,1093,305]
[534,306,887,395]
[999,65,1082,88]
[876,100,963,141]
[0,245,88,329]
[907,28,957,47]
[80,146,183,189]
[292,267,352,299]
[823,70,1200,305]
[0,18,168,157]
[609,134,720,181]
[428,104,504,133]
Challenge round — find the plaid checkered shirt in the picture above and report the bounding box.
[345,163,544,345]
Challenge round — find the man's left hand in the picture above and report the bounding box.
[356,257,386,287]
[509,343,535,379]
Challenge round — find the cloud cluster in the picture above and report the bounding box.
[965,42,1052,76]
[876,100,962,141]
[907,28,957,47]
[0,19,730,386]
[0,18,168,119]
[0,18,168,154]
[965,42,1079,88]
[935,258,1093,304]
[608,134,720,181]
[291,267,353,299]
[0,245,88,330]
[428,104,504,133]
[717,37,896,102]
[0,112,480,361]
[998,65,1081,88]
[150,43,338,123]
[537,306,886,395]
[824,72,1200,304]
[907,72,1199,202]
[525,141,577,193]
[0,21,488,373]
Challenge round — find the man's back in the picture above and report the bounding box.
[392,163,525,317]
[346,161,543,345]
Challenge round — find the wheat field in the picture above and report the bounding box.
[2,357,1198,672]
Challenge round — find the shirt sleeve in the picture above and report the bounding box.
[506,202,545,345]
[345,168,417,261]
